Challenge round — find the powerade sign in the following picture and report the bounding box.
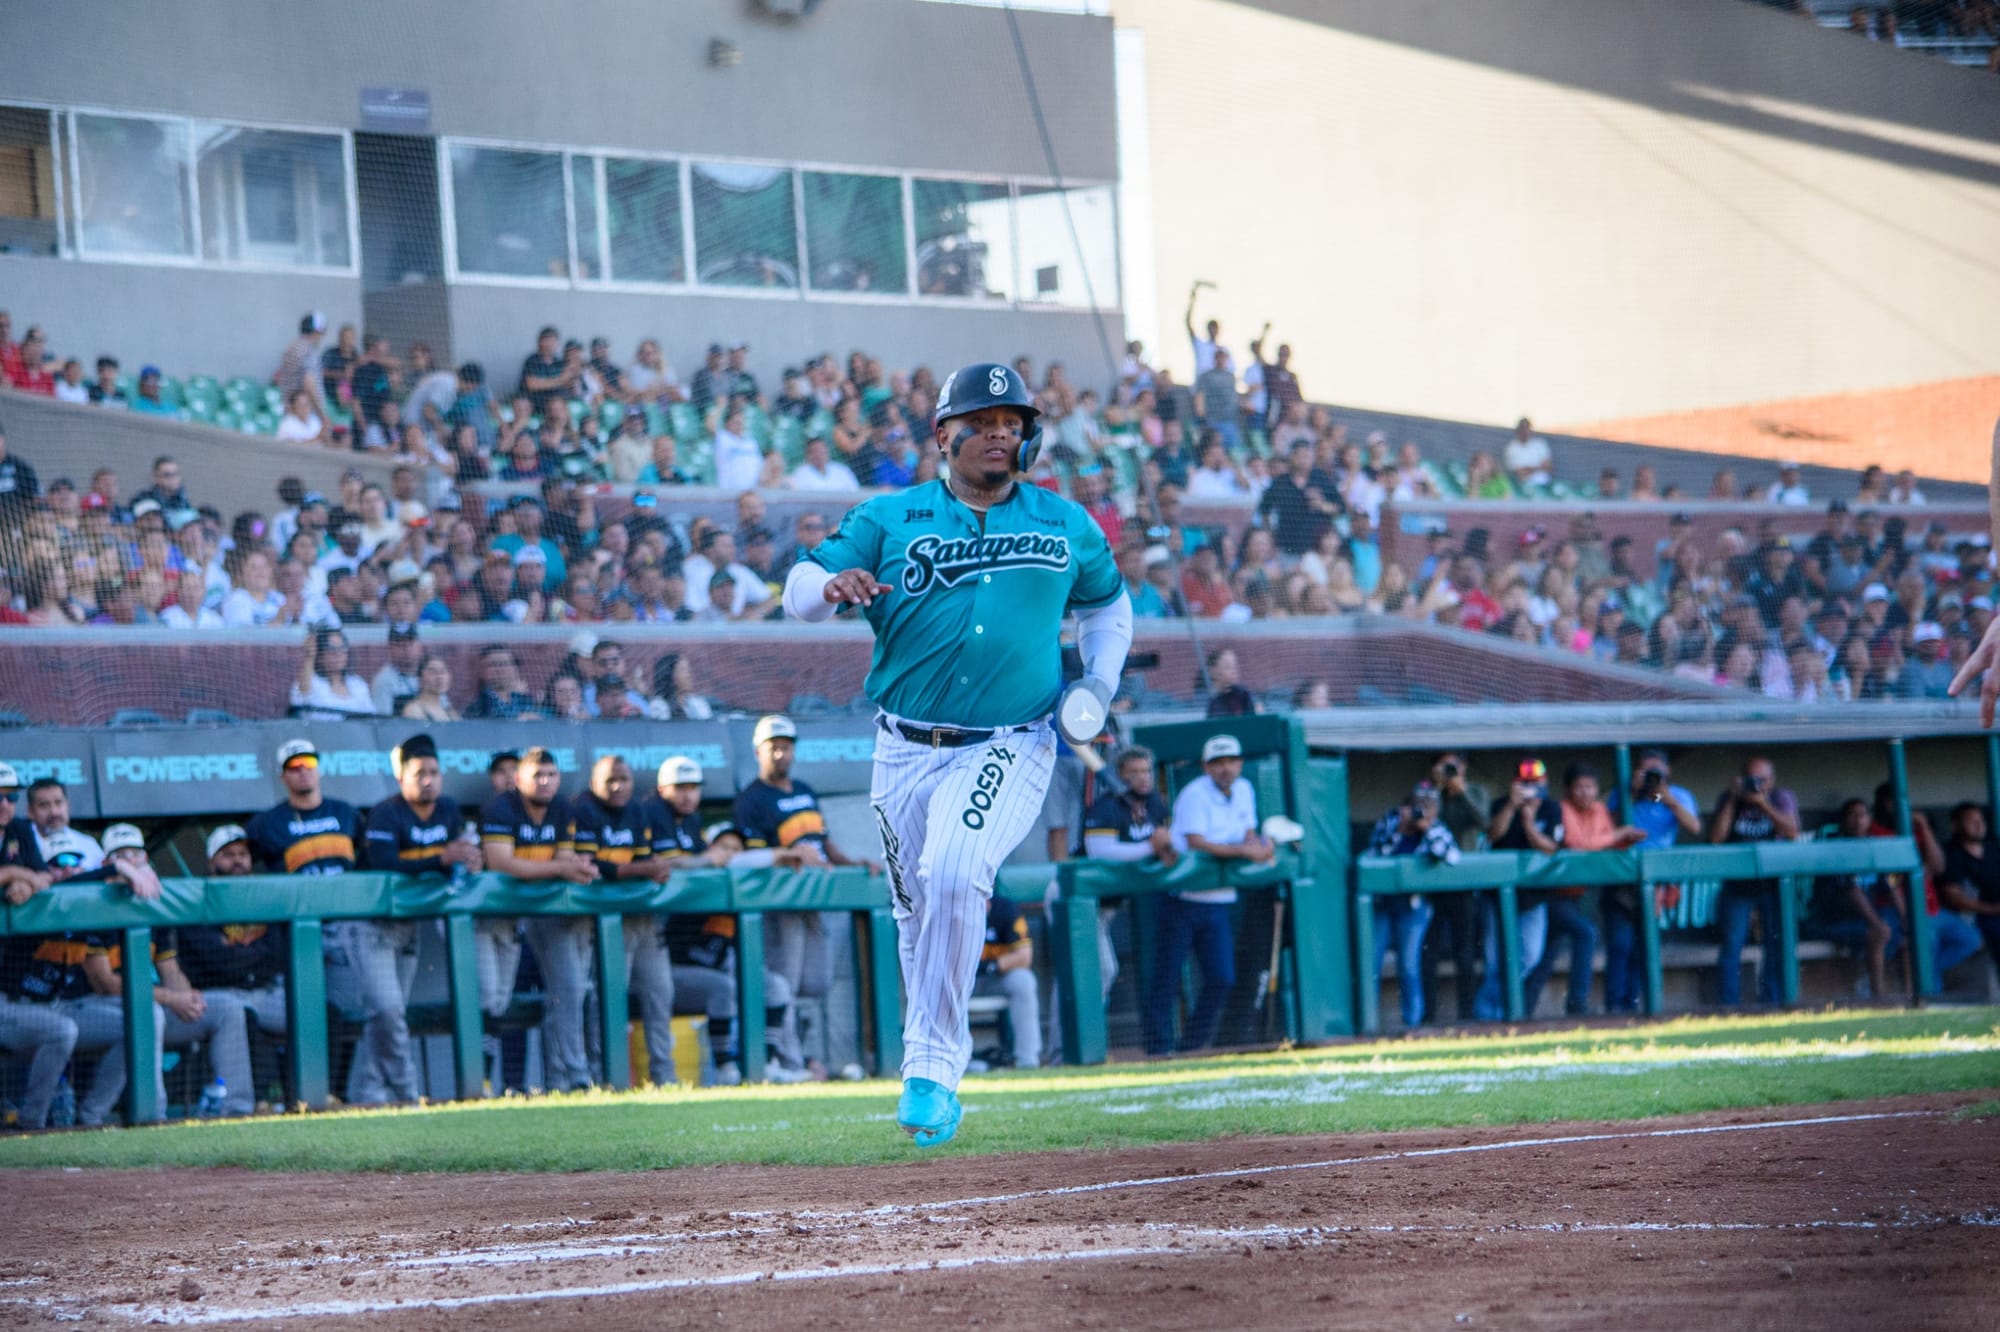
[1,733,97,817]
[104,752,262,784]
[724,718,879,797]
[591,723,733,798]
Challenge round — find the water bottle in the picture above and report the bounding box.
[197,1077,228,1119]
[50,1076,76,1128]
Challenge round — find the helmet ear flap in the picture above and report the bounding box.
[1016,425,1043,473]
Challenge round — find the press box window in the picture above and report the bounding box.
[912,177,1012,302]
[450,144,566,278]
[0,105,59,258]
[195,125,351,269]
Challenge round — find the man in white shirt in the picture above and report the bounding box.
[1765,461,1811,506]
[1502,418,1553,490]
[1145,734,1275,1054]
[712,407,764,493]
[681,529,771,618]
[27,780,104,880]
[788,435,860,492]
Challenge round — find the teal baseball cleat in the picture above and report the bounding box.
[896,1077,963,1148]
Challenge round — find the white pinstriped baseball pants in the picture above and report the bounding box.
[870,716,1055,1092]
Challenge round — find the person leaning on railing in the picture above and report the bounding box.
[1419,751,1489,1024]
[1474,758,1564,1021]
[1366,782,1457,1029]
[1605,750,1702,1014]
[1525,764,1644,1018]
[1707,757,1800,1006]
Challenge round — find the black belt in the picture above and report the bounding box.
[879,715,996,749]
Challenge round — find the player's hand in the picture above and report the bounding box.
[1949,615,2000,727]
[163,989,205,1022]
[823,570,892,608]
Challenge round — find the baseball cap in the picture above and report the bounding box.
[276,738,319,768]
[658,755,703,787]
[568,630,599,658]
[1670,511,1692,526]
[513,544,548,565]
[101,823,146,855]
[1862,583,1891,603]
[706,342,725,357]
[703,821,741,846]
[139,365,161,380]
[434,492,462,512]
[623,404,646,421]
[1827,499,1849,514]
[753,714,798,747]
[131,497,163,519]
[1973,596,1995,612]
[0,761,19,792]
[1913,621,1945,644]
[80,492,108,512]
[1779,459,1801,470]
[1202,734,1243,763]
[205,824,249,862]
[1518,526,1546,548]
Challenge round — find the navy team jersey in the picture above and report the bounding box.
[805,476,1122,727]
[569,792,653,877]
[643,799,708,860]
[979,895,1030,970]
[479,790,572,862]
[734,778,828,854]
[1085,790,1171,845]
[246,799,360,876]
[178,920,286,991]
[364,795,467,876]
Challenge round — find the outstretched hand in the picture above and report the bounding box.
[1948,614,2000,726]
[823,570,892,608]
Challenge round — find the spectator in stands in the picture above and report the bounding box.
[1185,435,1250,499]
[481,747,598,1091]
[1195,349,1241,453]
[1605,749,1701,1011]
[1368,781,1455,1028]
[602,407,651,484]
[518,326,571,417]
[1765,461,1811,506]
[626,338,683,404]
[973,896,1042,1070]
[1260,442,1341,557]
[1148,734,1274,1054]
[1888,468,1927,505]
[275,312,329,416]
[131,455,194,525]
[713,404,764,492]
[290,627,378,721]
[789,434,860,491]
[545,673,588,721]
[399,654,459,722]
[1857,783,1975,993]
[369,623,424,716]
[129,365,177,417]
[88,356,127,409]
[646,652,716,720]
[5,328,53,394]
[350,334,401,448]
[51,358,87,403]
[1939,801,2000,976]
[567,756,677,1085]
[1897,622,1956,698]
[275,388,329,445]
[1708,756,1800,1005]
[1502,418,1553,490]
[1201,645,1258,716]
[0,422,43,525]
[1474,757,1563,1020]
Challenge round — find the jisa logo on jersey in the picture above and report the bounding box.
[902,532,1071,596]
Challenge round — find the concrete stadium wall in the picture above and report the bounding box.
[0,0,1118,383]
[1115,0,2000,425]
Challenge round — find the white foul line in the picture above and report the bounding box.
[742,1109,1938,1222]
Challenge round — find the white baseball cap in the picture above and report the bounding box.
[569,630,599,658]
[753,714,797,747]
[0,761,20,792]
[206,824,249,862]
[1862,583,1891,604]
[658,755,703,787]
[1202,734,1243,763]
[101,823,146,855]
[1912,621,1945,644]
[276,738,319,767]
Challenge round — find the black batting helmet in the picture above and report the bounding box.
[933,362,1043,472]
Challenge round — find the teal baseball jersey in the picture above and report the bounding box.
[807,478,1122,727]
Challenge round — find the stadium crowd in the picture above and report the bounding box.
[1,307,1988,715]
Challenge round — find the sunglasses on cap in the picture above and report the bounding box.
[283,755,320,772]
[1517,760,1547,782]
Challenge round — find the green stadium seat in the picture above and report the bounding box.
[670,402,702,443]
[186,374,220,397]
[156,376,185,407]
[182,398,217,424]
[774,416,806,466]
[643,405,668,437]
[1247,428,1270,458]
[807,408,835,439]
[598,400,625,438]
[212,410,241,431]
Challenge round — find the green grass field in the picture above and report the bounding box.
[5,1008,1996,1173]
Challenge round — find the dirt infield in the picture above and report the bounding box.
[5,1092,1996,1328]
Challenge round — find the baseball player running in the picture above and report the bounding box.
[783,361,1131,1146]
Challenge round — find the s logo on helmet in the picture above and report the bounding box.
[988,367,1009,396]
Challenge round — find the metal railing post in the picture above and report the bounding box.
[119,925,159,1125]
[594,914,630,1090]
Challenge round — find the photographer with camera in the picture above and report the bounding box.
[1473,757,1564,1020]
[1420,752,1489,1022]
[1367,781,1458,1028]
[1604,749,1701,1012]
[1707,756,1800,1006]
